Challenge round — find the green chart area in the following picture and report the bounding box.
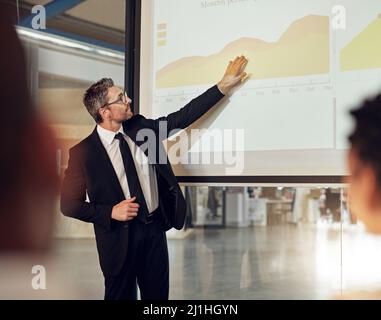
[341,14,381,71]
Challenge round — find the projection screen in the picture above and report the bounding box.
[139,0,381,183]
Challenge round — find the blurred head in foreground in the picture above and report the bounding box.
[0,6,58,253]
[347,93,381,234]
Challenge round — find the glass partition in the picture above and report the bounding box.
[169,185,378,299]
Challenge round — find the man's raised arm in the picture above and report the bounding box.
[147,56,249,139]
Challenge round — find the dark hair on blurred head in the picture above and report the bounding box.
[83,78,114,123]
[349,93,381,184]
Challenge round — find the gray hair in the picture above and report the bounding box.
[83,78,114,123]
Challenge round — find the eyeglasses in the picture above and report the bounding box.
[102,91,129,108]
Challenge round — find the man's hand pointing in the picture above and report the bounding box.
[217,55,249,95]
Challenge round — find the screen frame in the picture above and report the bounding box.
[127,0,349,185]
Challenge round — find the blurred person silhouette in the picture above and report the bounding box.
[0,5,77,299]
[341,92,381,299]
[207,187,220,220]
[325,188,341,222]
[318,189,327,219]
[347,93,381,234]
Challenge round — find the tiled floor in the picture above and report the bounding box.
[50,223,381,299]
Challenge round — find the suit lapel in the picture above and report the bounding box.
[122,121,149,158]
[89,128,125,200]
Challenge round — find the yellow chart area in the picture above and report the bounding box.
[156,15,329,89]
[341,14,381,71]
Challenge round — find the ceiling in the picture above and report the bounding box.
[66,0,125,31]
[4,0,126,50]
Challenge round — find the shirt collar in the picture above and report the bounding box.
[96,125,125,146]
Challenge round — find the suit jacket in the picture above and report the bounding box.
[60,85,225,276]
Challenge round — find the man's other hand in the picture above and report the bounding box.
[217,55,249,95]
[111,196,139,221]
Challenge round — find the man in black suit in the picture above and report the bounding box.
[60,56,248,300]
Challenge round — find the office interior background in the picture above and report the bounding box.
[4,0,381,299]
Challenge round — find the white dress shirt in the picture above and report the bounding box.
[97,125,159,213]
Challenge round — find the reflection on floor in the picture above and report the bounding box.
[51,224,381,299]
